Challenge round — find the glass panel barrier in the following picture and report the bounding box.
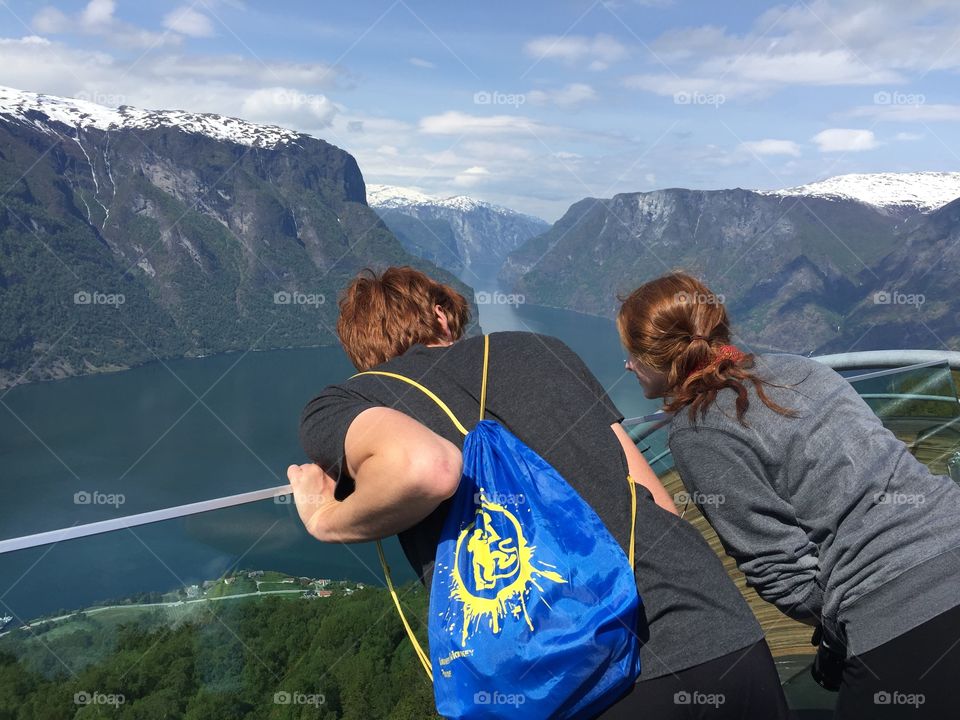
[847,362,960,478]
[0,499,436,718]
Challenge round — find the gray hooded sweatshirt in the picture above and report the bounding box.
[669,353,960,655]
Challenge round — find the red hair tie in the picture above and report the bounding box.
[691,344,746,377]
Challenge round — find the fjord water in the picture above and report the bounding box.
[0,294,659,621]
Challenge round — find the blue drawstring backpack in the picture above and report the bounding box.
[359,334,642,719]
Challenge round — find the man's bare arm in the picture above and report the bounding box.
[290,407,462,543]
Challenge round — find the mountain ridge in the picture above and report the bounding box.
[500,182,958,354]
[366,183,547,224]
[761,171,960,215]
[0,86,473,389]
[0,85,307,150]
[366,183,549,284]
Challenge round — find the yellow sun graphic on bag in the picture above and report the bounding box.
[448,490,566,646]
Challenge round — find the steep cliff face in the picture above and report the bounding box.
[818,197,960,353]
[501,188,900,352]
[367,184,548,283]
[0,87,472,388]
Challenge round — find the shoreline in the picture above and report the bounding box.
[0,572,371,637]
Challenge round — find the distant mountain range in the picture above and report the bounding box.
[0,87,472,388]
[501,173,960,354]
[366,184,548,283]
[1,83,954,385]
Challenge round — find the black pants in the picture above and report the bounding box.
[598,639,789,719]
[834,603,960,719]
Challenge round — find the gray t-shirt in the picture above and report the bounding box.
[669,352,960,655]
[300,331,762,678]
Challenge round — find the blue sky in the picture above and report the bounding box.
[1,0,959,220]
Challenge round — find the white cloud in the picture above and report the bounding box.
[240,87,338,130]
[453,166,491,187]
[81,0,115,28]
[622,73,754,98]
[740,139,802,157]
[625,49,899,99]
[625,1,960,98]
[462,141,533,161]
[700,50,900,86]
[408,57,435,69]
[811,128,878,153]
[524,33,628,70]
[31,0,179,48]
[848,103,960,122]
[419,111,545,136]
[528,83,597,108]
[894,131,924,141]
[146,55,341,88]
[0,35,343,123]
[32,8,70,33]
[163,7,216,38]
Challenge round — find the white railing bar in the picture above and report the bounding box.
[0,484,293,555]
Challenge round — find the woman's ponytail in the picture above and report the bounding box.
[617,273,796,425]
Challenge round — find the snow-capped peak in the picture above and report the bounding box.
[762,172,960,214]
[366,184,443,208]
[0,85,306,149]
[366,183,520,216]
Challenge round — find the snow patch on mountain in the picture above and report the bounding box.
[0,85,305,149]
[366,183,541,221]
[762,172,960,214]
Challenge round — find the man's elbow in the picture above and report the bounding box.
[410,438,463,502]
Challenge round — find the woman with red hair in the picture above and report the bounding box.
[617,271,960,719]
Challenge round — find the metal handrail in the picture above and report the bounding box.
[844,359,952,383]
[813,350,960,371]
[622,410,670,429]
[859,394,959,403]
[0,484,293,555]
